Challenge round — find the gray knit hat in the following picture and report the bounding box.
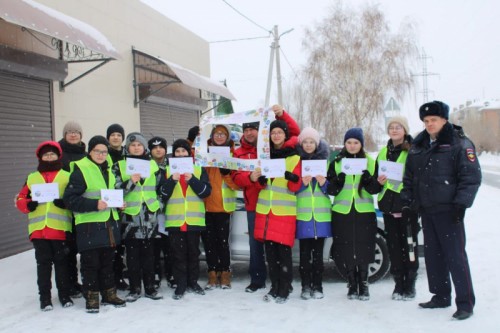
[125,132,149,154]
[62,121,82,138]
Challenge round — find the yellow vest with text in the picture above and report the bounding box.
[332,156,375,214]
[256,155,300,216]
[165,166,205,227]
[118,159,160,215]
[73,158,119,224]
[377,147,408,201]
[27,171,72,234]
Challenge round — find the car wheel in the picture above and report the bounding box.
[333,232,391,283]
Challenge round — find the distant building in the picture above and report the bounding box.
[384,97,402,128]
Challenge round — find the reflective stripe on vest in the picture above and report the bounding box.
[377,147,408,201]
[118,159,160,215]
[165,166,205,227]
[296,181,332,222]
[73,158,119,224]
[221,181,237,212]
[332,156,375,214]
[256,155,300,216]
[27,171,72,234]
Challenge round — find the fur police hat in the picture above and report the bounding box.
[419,100,449,121]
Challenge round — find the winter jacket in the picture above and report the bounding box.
[63,156,121,252]
[254,135,302,247]
[401,122,481,213]
[295,139,332,239]
[58,139,86,172]
[232,110,299,211]
[375,135,412,214]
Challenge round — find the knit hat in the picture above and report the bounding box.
[242,122,259,131]
[148,136,167,150]
[298,127,320,146]
[36,141,62,160]
[125,132,148,154]
[344,127,364,147]
[87,135,109,153]
[419,100,449,121]
[269,120,289,140]
[62,121,82,138]
[172,139,192,157]
[387,116,410,134]
[106,123,125,140]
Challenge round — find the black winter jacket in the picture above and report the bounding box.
[401,122,481,213]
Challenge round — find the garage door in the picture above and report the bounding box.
[140,101,200,147]
[0,71,52,258]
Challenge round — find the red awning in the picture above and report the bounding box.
[0,0,120,59]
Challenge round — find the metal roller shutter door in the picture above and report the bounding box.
[139,102,199,146]
[0,71,52,258]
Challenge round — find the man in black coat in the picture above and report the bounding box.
[401,100,481,320]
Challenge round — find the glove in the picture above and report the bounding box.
[452,205,466,224]
[219,168,231,176]
[258,176,268,186]
[361,170,372,186]
[53,198,66,209]
[187,126,200,142]
[27,200,38,212]
[335,172,346,187]
[284,171,299,183]
[402,206,411,224]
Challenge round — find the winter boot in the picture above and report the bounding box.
[311,285,324,299]
[145,287,164,300]
[301,286,312,300]
[205,271,218,290]
[173,285,186,300]
[86,291,100,313]
[102,287,126,307]
[403,271,417,301]
[188,283,205,295]
[58,292,74,308]
[220,271,232,289]
[263,283,278,302]
[125,287,142,303]
[392,275,404,300]
[358,269,370,301]
[346,270,358,300]
[40,298,53,312]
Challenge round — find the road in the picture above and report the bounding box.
[481,166,500,189]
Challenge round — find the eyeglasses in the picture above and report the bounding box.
[42,152,58,158]
[92,149,108,156]
[388,125,404,131]
[214,132,227,138]
[270,131,285,137]
[67,131,80,135]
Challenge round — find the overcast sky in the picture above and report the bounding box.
[141,0,499,127]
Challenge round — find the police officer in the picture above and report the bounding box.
[401,101,481,320]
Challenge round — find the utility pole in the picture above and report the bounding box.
[264,25,293,106]
[413,48,438,103]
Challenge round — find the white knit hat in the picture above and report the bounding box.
[387,116,409,134]
[298,127,320,145]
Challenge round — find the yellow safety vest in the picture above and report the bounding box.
[164,166,205,228]
[296,180,332,222]
[118,159,160,215]
[332,155,375,214]
[377,147,408,201]
[256,155,300,216]
[221,180,237,212]
[73,158,119,224]
[26,171,72,234]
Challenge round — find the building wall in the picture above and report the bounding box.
[35,0,210,142]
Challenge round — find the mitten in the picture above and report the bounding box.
[361,170,372,185]
[336,172,346,187]
[188,126,200,142]
[258,176,268,186]
[53,198,66,209]
[219,168,231,176]
[284,171,299,183]
[27,200,38,212]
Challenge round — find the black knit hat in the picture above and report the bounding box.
[242,122,259,131]
[269,120,289,140]
[172,139,192,157]
[344,127,364,147]
[148,136,167,150]
[106,123,125,140]
[419,101,449,121]
[88,135,109,153]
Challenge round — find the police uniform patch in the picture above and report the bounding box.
[466,148,476,162]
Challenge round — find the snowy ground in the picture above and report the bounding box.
[1,155,499,333]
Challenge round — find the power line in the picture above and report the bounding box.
[209,35,270,44]
[279,48,299,79]
[222,0,271,33]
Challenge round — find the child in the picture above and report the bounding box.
[326,128,381,301]
[113,132,163,302]
[158,139,211,300]
[295,127,332,299]
[254,119,302,304]
[16,141,73,311]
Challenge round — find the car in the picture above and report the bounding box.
[227,191,422,283]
